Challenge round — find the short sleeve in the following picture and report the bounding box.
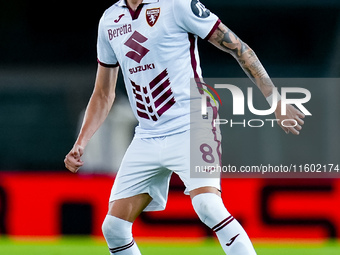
[97,14,119,67]
[173,0,220,40]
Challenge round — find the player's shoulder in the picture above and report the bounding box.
[170,0,204,15]
[101,1,123,20]
[155,0,191,9]
[171,0,189,7]
[171,0,200,8]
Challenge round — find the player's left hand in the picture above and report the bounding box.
[274,101,305,135]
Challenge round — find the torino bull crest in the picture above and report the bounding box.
[146,8,160,27]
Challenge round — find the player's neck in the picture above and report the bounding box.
[126,0,143,11]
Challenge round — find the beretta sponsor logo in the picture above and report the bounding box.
[108,24,132,40]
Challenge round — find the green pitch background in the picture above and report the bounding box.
[0,237,339,255]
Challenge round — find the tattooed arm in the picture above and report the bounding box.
[209,23,305,135]
[209,23,274,97]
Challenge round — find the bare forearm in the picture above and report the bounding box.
[209,23,275,97]
[209,23,305,135]
[75,91,115,148]
[75,65,118,148]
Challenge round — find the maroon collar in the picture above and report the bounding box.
[127,3,144,20]
[119,0,151,20]
[117,0,158,7]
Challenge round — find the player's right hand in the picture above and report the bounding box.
[64,144,84,173]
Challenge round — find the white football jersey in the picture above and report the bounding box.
[97,0,220,138]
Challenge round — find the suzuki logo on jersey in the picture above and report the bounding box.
[124,31,150,63]
[130,69,176,121]
[146,8,160,27]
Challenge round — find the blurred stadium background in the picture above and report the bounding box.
[1,0,340,254]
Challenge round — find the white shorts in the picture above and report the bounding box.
[109,128,222,211]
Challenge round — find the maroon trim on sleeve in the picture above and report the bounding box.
[204,19,221,41]
[97,59,119,68]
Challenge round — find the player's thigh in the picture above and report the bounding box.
[108,193,153,223]
[109,136,172,213]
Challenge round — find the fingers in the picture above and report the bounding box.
[296,116,304,126]
[281,117,303,135]
[291,111,305,135]
[296,111,305,119]
[276,104,307,136]
[64,145,85,173]
[288,126,300,136]
[71,145,84,159]
[64,155,84,173]
[279,125,289,134]
[279,119,300,135]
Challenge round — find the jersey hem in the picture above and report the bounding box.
[133,126,190,139]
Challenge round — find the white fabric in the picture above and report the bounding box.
[191,193,230,228]
[192,193,257,255]
[109,130,221,211]
[102,215,141,255]
[97,0,220,138]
